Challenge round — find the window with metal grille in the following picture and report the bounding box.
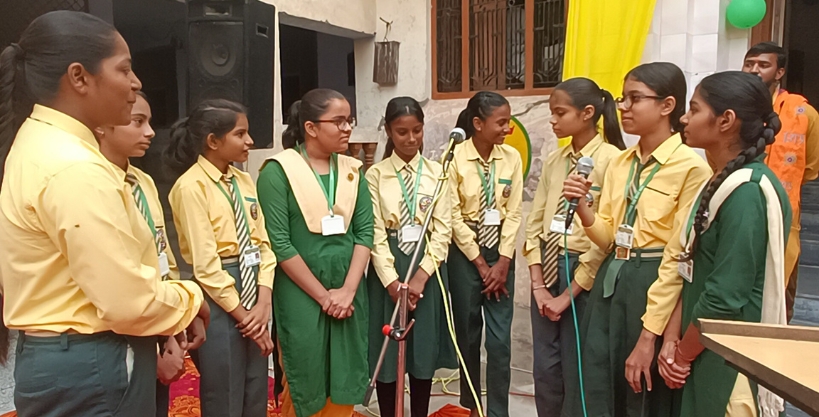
[0,0,89,48]
[433,0,566,99]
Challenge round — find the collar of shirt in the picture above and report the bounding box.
[197,155,234,182]
[388,151,421,172]
[29,104,98,150]
[109,162,129,182]
[625,132,683,166]
[560,133,604,159]
[464,139,504,163]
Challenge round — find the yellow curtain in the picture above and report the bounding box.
[562,0,658,93]
[558,0,657,147]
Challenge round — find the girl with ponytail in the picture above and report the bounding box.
[0,11,207,415]
[562,62,712,417]
[655,71,791,417]
[256,88,374,417]
[166,99,276,417]
[523,77,625,416]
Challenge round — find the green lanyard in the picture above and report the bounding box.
[300,145,337,215]
[395,159,424,219]
[622,143,684,225]
[622,158,661,226]
[475,160,496,206]
[215,176,252,238]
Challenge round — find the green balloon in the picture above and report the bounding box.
[726,0,767,29]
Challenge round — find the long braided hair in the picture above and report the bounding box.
[686,71,781,256]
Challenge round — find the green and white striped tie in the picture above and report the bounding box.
[478,162,499,249]
[397,166,416,255]
[224,175,258,309]
[541,153,578,288]
[125,173,162,257]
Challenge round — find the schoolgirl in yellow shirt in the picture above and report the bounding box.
[165,99,277,417]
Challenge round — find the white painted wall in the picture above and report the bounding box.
[272,0,377,37]
[642,0,751,102]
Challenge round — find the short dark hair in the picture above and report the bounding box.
[746,42,787,69]
[383,96,425,158]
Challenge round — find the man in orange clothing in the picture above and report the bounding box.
[743,42,819,321]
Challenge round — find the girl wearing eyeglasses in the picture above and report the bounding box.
[257,88,374,417]
[562,62,711,417]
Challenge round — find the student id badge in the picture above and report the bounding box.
[549,214,573,235]
[679,257,693,283]
[321,214,346,236]
[615,224,634,249]
[158,252,171,278]
[243,245,262,268]
[401,224,423,243]
[484,209,501,226]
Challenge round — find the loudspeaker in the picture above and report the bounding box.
[187,0,275,148]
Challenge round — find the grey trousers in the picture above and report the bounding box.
[531,252,588,417]
[190,262,269,417]
[14,332,157,417]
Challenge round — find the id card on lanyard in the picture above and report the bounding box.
[476,160,501,226]
[132,182,169,277]
[396,159,424,243]
[300,146,345,236]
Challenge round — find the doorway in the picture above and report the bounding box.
[783,0,819,105]
[279,23,357,120]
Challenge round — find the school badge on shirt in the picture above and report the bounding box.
[502,184,512,198]
[250,203,258,220]
[418,195,433,213]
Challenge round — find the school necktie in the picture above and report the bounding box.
[477,161,500,249]
[397,165,416,255]
[224,174,258,310]
[627,157,656,225]
[125,173,163,256]
[541,153,579,288]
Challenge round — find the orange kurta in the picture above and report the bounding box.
[765,89,819,284]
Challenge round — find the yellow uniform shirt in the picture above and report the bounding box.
[366,152,452,286]
[116,164,180,280]
[449,139,524,260]
[582,134,711,335]
[0,105,203,335]
[524,134,620,267]
[169,155,276,313]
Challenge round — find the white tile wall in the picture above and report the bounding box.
[661,0,690,35]
[689,33,720,73]
[688,0,722,35]
[643,0,751,102]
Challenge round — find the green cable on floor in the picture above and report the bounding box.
[564,233,588,417]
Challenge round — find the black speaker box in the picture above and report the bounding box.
[187,0,275,148]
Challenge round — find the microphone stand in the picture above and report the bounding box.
[364,137,460,417]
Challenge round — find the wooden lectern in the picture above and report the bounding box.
[699,319,819,416]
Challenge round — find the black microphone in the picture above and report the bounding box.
[565,156,595,229]
[445,127,466,162]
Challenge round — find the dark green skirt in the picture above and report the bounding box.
[565,250,678,417]
[367,234,458,382]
